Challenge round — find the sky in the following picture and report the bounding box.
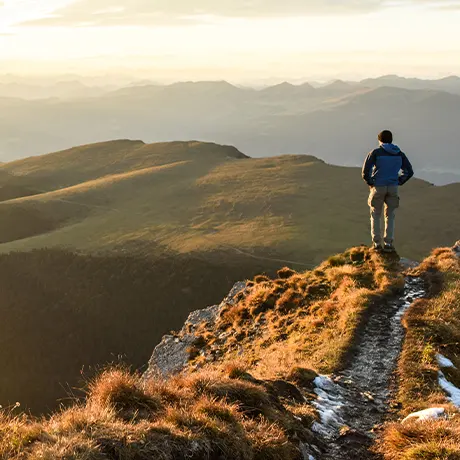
[1,0,460,82]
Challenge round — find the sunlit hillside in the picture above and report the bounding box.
[0,140,458,261]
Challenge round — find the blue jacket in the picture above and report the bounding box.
[362,144,414,187]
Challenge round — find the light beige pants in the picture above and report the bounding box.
[368,186,400,244]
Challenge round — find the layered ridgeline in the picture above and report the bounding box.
[1,245,459,459]
[0,140,458,415]
[3,80,460,184]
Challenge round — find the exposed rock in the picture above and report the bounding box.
[223,281,248,304]
[144,281,247,378]
[185,304,221,332]
[184,281,246,332]
[453,240,460,257]
[144,334,196,379]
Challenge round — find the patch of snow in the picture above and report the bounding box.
[312,376,346,437]
[439,371,460,407]
[437,354,456,369]
[314,375,339,392]
[402,407,446,424]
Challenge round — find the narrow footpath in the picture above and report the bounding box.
[313,275,426,459]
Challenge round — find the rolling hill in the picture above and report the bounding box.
[0,140,458,414]
[0,140,458,260]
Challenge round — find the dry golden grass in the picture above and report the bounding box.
[382,416,460,460]
[0,246,405,459]
[397,249,460,412]
[186,246,403,379]
[0,367,310,460]
[379,248,460,459]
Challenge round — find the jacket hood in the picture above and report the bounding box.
[379,142,401,155]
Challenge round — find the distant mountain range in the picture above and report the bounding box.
[361,74,460,93]
[1,76,460,184]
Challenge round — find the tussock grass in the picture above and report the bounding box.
[189,246,403,378]
[379,248,460,459]
[87,368,162,422]
[383,417,460,460]
[0,368,308,460]
[398,249,460,412]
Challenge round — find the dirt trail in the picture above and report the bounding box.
[313,276,426,459]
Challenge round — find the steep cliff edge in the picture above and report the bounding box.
[146,247,405,380]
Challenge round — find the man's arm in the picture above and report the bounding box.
[362,150,377,186]
[399,152,414,185]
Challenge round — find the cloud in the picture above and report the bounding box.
[19,0,460,27]
[20,0,387,26]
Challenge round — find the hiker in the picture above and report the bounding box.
[362,130,414,253]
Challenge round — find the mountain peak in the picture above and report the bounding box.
[262,81,315,95]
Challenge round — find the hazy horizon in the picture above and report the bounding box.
[1,71,460,89]
[2,0,460,81]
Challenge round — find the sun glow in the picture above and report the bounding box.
[1,0,460,80]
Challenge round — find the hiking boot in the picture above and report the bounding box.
[372,242,383,251]
[384,243,396,253]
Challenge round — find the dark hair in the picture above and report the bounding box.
[378,130,393,144]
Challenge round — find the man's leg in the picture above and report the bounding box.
[384,186,400,245]
[368,187,385,245]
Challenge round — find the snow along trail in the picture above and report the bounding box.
[313,276,426,459]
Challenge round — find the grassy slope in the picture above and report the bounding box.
[0,247,404,459]
[381,249,460,459]
[178,247,404,378]
[0,140,459,261]
[0,140,247,190]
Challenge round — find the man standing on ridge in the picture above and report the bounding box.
[362,130,414,253]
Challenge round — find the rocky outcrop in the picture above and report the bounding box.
[144,281,247,379]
